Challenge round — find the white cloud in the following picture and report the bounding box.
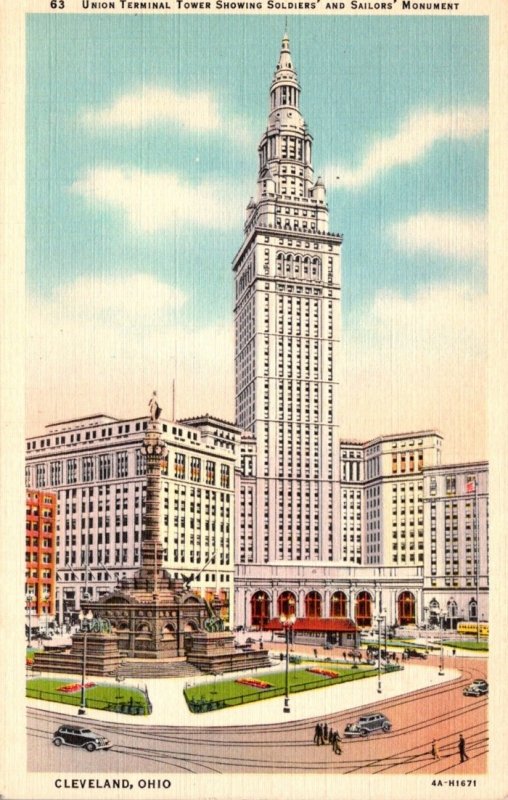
[26,275,487,464]
[81,85,254,145]
[70,167,246,232]
[25,274,234,435]
[323,107,488,189]
[342,283,487,463]
[389,212,487,264]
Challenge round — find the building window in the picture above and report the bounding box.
[190,457,201,483]
[205,461,216,486]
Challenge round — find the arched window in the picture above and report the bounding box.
[305,591,322,618]
[468,598,478,621]
[330,591,347,618]
[277,591,297,617]
[355,591,372,627]
[447,599,458,619]
[398,591,415,625]
[251,591,270,628]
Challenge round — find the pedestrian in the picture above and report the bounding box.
[452,648,456,657]
[314,648,318,659]
[458,734,468,762]
[323,722,328,742]
[431,740,440,760]
[343,651,347,661]
[328,727,334,745]
[332,731,342,755]
[314,723,324,745]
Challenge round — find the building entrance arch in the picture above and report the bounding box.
[330,591,347,618]
[305,591,322,618]
[355,591,372,627]
[277,591,297,617]
[398,591,415,625]
[251,591,270,628]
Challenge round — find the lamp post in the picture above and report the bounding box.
[279,613,296,713]
[376,614,385,693]
[383,608,387,659]
[438,613,445,676]
[78,609,93,715]
[42,589,50,637]
[26,589,36,647]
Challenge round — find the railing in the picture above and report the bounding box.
[26,686,151,715]
[184,666,400,714]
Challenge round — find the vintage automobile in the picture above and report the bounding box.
[463,680,488,697]
[52,726,112,752]
[404,648,428,659]
[344,713,392,737]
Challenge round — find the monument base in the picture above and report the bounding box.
[185,631,271,674]
[31,633,122,677]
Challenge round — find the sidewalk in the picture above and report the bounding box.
[27,659,464,729]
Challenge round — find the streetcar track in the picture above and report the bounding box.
[26,661,488,775]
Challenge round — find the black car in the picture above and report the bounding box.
[52,726,111,752]
[404,648,428,659]
[463,680,488,697]
[344,713,392,737]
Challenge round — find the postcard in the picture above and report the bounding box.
[1,1,507,799]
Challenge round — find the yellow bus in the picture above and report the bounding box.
[456,621,489,637]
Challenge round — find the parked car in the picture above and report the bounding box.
[245,637,256,644]
[404,648,428,659]
[52,726,112,752]
[323,642,334,650]
[463,680,488,697]
[344,713,392,737]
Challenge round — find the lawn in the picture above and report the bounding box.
[184,664,380,713]
[26,677,152,715]
[443,640,488,651]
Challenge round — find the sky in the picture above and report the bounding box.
[26,13,488,463]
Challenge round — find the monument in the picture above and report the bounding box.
[33,395,270,676]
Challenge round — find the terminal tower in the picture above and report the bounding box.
[233,33,343,570]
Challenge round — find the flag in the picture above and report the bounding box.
[465,479,476,493]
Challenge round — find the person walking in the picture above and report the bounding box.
[332,731,342,755]
[314,723,324,745]
[459,734,469,762]
[323,723,328,742]
[431,740,440,760]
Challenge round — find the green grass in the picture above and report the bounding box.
[184,664,383,713]
[443,640,488,651]
[26,677,151,714]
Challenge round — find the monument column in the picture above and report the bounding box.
[138,392,168,593]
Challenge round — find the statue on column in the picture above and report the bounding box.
[149,391,162,421]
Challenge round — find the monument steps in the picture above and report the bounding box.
[110,659,205,679]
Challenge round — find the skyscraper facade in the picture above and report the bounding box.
[234,33,342,565]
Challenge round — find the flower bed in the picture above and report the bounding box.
[306,667,339,679]
[235,677,273,690]
[56,682,96,694]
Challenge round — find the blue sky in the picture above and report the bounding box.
[26,14,488,461]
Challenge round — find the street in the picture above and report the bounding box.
[27,654,487,774]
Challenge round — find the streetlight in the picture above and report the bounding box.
[376,613,385,693]
[383,608,387,660]
[26,589,35,648]
[279,612,296,713]
[78,609,93,715]
[42,589,50,637]
[438,613,445,676]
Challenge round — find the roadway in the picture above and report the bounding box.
[27,653,487,774]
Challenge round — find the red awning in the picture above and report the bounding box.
[264,617,358,633]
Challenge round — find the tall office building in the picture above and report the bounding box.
[234,33,342,565]
[25,413,238,625]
